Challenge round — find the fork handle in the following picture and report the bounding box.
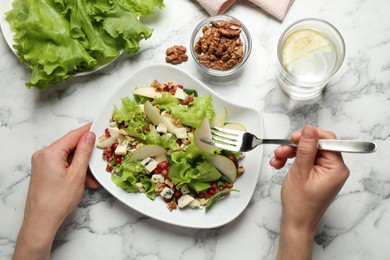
[261,139,377,153]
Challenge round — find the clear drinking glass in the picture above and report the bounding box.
[276,18,345,100]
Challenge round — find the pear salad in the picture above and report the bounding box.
[97,80,246,212]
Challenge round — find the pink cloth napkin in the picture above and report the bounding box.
[195,0,237,16]
[196,0,294,21]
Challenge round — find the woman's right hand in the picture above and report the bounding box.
[270,125,350,260]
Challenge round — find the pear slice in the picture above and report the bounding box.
[207,155,237,182]
[144,101,179,134]
[211,107,227,127]
[223,123,246,131]
[96,127,120,148]
[194,117,215,154]
[133,87,162,99]
[129,145,167,162]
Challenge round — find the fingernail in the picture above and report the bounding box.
[84,132,96,144]
[302,127,315,139]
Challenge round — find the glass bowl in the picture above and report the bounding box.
[190,15,252,77]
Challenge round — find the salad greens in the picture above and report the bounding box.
[98,81,244,212]
[6,0,164,89]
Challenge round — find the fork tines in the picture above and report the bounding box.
[210,126,243,151]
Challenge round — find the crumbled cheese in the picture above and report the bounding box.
[162,133,173,139]
[141,157,159,172]
[174,88,188,99]
[180,184,190,194]
[189,199,201,208]
[135,182,145,192]
[151,174,165,183]
[175,127,188,139]
[178,194,195,208]
[156,123,167,134]
[160,187,174,199]
[114,140,128,155]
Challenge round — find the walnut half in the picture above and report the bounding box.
[165,45,188,65]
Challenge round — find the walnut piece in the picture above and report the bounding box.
[194,20,244,71]
[165,45,188,65]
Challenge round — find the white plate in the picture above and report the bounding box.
[89,64,264,229]
[0,0,121,76]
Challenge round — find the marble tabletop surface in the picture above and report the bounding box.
[1,0,390,259]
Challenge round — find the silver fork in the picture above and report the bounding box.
[203,126,377,153]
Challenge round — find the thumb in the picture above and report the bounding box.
[292,125,319,176]
[70,131,96,176]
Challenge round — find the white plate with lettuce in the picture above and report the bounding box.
[89,64,264,229]
[0,0,163,89]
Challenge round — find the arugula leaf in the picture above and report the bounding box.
[205,189,240,213]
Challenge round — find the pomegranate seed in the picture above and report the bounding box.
[104,128,111,137]
[225,182,233,189]
[106,164,113,172]
[111,142,118,151]
[116,156,123,164]
[161,169,169,177]
[174,190,182,198]
[176,84,184,89]
[197,193,205,198]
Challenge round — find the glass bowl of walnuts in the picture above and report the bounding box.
[190,15,252,77]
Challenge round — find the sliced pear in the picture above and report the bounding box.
[129,145,167,162]
[154,153,168,163]
[211,107,227,127]
[223,123,247,131]
[96,127,120,148]
[194,117,215,154]
[207,155,237,182]
[144,101,179,134]
[133,87,162,99]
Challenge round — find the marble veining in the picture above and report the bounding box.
[1,0,390,259]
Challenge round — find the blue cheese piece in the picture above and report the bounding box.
[141,157,159,172]
[114,140,128,156]
[180,184,190,195]
[178,194,195,208]
[175,127,188,139]
[160,187,174,199]
[151,174,165,183]
[174,88,187,100]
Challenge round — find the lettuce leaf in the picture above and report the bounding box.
[170,96,215,128]
[112,96,149,139]
[6,0,164,89]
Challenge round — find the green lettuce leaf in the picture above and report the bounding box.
[170,96,215,128]
[6,0,164,89]
[112,97,149,139]
[6,0,97,89]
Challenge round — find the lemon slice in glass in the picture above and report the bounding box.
[282,29,331,70]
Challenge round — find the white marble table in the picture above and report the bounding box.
[1,0,390,259]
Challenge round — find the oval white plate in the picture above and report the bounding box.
[89,64,264,229]
[0,0,121,76]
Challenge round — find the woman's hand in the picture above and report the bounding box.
[270,125,350,260]
[13,124,97,260]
